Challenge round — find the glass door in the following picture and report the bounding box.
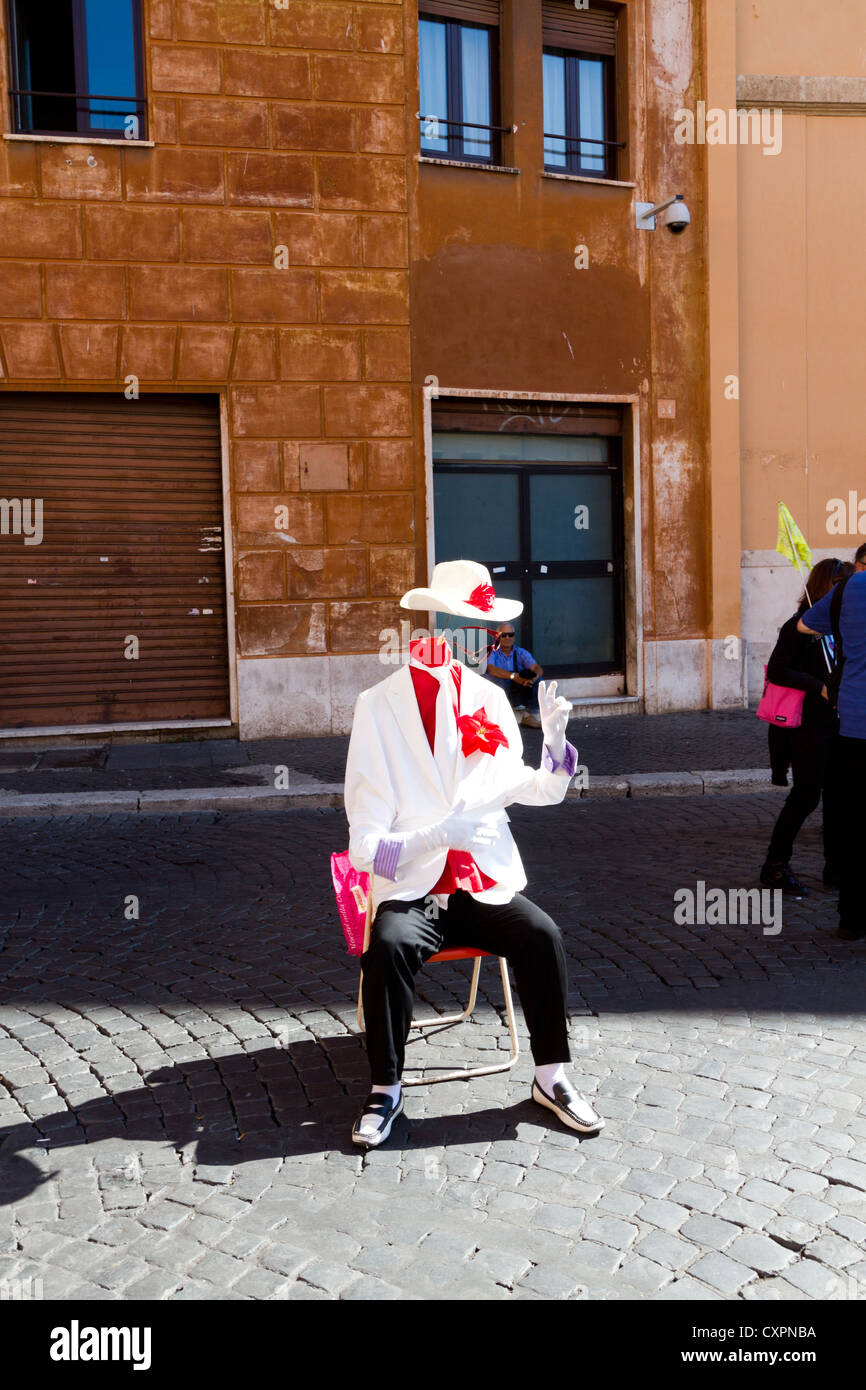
[432,434,624,677]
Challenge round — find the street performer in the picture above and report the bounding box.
[344,559,605,1148]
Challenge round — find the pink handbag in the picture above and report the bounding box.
[330,851,370,956]
[756,666,805,729]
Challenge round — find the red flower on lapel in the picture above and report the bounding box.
[456,707,508,757]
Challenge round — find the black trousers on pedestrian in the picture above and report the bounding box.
[360,890,571,1084]
[828,734,866,932]
[766,723,836,868]
[768,726,791,785]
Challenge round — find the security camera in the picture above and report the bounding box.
[635,193,691,234]
[659,197,690,234]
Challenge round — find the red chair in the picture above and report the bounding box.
[355,900,520,1086]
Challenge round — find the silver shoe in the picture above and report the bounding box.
[532,1079,604,1134]
[351,1090,404,1148]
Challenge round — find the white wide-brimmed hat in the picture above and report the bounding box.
[400,560,523,622]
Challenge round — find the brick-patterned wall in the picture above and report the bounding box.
[0,0,419,735]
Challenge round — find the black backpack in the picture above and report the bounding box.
[825,576,851,711]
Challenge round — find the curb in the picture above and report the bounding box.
[566,768,776,800]
[0,769,782,818]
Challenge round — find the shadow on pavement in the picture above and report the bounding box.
[0,1037,578,1201]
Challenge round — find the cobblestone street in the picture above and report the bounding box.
[1,794,865,1302]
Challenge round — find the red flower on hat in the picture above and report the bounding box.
[456,707,508,757]
[466,583,496,612]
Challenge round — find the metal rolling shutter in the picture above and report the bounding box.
[542,1,618,54]
[0,392,229,730]
[420,1,500,23]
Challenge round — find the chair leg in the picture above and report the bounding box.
[357,957,481,1037]
[356,957,521,1087]
[408,956,481,1031]
[498,955,520,1069]
[403,956,521,1087]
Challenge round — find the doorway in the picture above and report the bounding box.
[432,429,624,677]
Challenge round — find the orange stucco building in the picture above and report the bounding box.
[0,2,857,739]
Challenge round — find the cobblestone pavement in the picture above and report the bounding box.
[0,707,765,794]
[1,794,865,1302]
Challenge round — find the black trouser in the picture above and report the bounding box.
[360,890,570,1084]
[768,726,791,784]
[828,734,866,932]
[488,674,540,716]
[765,723,835,867]
[821,729,844,880]
[504,677,540,716]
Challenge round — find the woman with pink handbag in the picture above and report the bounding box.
[759,558,854,895]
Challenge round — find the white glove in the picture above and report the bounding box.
[538,680,572,762]
[442,809,500,853]
[401,799,499,857]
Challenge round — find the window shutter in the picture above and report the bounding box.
[420,1,500,24]
[542,1,618,54]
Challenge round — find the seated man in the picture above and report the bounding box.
[344,559,603,1148]
[485,624,544,727]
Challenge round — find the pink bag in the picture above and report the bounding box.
[756,666,805,729]
[330,851,370,956]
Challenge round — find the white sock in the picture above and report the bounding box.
[370,1082,401,1104]
[535,1063,567,1093]
[357,1082,401,1137]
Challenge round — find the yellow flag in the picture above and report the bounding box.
[776,502,812,571]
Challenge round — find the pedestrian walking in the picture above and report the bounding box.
[768,724,791,787]
[760,558,853,896]
[799,566,866,939]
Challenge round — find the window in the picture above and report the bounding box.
[543,49,612,176]
[8,0,145,140]
[419,1,500,164]
[542,2,620,178]
[432,419,625,678]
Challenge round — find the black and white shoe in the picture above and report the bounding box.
[532,1079,605,1134]
[351,1090,404,1148]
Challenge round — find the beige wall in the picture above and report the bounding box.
[740,115,866,551]
[710,1,866,698]
[736,1,866,78]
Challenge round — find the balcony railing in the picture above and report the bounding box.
[9,87,147,139]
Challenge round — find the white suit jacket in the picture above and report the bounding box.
[344,661,575,911]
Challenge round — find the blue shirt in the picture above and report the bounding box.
[803,572,866,739]
[486,644,537,677]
